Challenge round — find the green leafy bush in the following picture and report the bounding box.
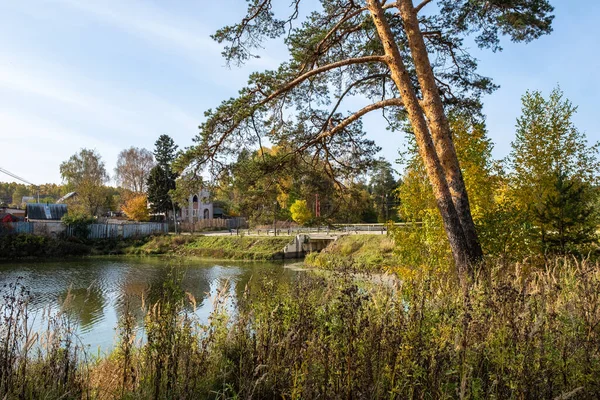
[0,234,90,258]
[61,214,95,239]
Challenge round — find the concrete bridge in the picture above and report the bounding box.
[282,233,339,258]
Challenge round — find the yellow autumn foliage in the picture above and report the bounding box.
[290,199,312,226]
[122,194,150,222]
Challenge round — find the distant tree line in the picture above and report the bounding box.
[3,88,596,263]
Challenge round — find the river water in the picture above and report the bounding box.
[0,257,299,352]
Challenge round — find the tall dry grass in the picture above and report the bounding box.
[2,258,600,399]
[0,279,90,399]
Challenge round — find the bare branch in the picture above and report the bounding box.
[286,0,301,33]
[314,8,368,57]
[422,30,442,37]
[321,73,391,132]
[251,114,266,163]
[414,0,434,14]
[422,31,466,79]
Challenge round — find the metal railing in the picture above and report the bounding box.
[243,222,422,236]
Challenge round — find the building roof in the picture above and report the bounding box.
[0,207,25,215]
[213,207,229,218]
[25,203,68,220]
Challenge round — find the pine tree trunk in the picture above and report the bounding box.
[366,0,475,282]
[397,0,483,264]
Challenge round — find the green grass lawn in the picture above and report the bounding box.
[304,234,396,272]
[132,234,292,260]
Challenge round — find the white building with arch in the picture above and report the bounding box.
[179,189,213,222]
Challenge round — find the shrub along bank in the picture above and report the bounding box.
[0,234,292,261]
[304,234,397,272]
[0,234,151,259]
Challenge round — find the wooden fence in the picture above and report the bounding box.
[67,222,169,239]
[0,222,33,235]
[0,221,168,239]
[121,223,168,238]
[179,217,247,232]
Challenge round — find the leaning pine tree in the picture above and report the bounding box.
[182,0,554,284]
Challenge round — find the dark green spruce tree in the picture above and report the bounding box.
[181,0,554,282]
[369,160,400,222]
[147,135,179,214]
[534,173,597,255]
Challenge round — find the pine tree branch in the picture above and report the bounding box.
[313,8,368,58]
[263,55,387,104]
[203,57,387,161]
[301,98,404,150]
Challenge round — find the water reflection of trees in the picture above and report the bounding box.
[113,266,166,326]
[112,262,295,324]
[16,259,297,337]
[60,285,106,330]
[57,264,108,331]
[113,265,214,325]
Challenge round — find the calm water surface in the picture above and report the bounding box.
[0,257,300,352]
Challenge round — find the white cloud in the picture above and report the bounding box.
[0,109,119,184]
[50,0,221,63]
[0,53,199,137]
[47,0,284,73]
[0,52,202,183]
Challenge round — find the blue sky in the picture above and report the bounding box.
[0,0,597,185]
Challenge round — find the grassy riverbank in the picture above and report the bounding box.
[0,234,292,261]
[304,234,397,272]
[1,258,599,399]
[130,234,292,260]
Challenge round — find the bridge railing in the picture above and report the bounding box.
[240,222,422,236]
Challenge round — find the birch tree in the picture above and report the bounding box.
[115,147,155,193]
[183,0,554,281]
[60,148,110,216]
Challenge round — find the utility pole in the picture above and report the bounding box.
[172,200,178,234]
[385,193,388,221]
[273,201,277,236]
